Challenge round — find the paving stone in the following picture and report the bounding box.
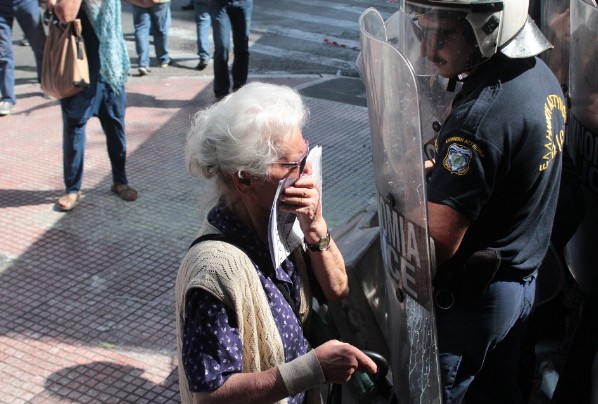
[0,72,375,402]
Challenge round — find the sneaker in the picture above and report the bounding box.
[196,59,208,71]
[0,101,15,116]
[159,60,173,68]
[138,66,150,76]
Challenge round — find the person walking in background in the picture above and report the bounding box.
[193,0,210,71]
[208,0,252,99]
[0,0,46,116]
[49,0,137,212]
[131,0,172,76]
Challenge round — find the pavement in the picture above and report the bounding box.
[0,69,377,403]
[1,4,557,402]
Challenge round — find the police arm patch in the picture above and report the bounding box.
[443,143,473,175]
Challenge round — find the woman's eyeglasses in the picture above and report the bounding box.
[276,140,310,175]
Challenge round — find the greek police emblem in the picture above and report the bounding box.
[443,143,472,175]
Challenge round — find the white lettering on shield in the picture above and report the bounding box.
[569,117,598,195]
[378,195,421,300]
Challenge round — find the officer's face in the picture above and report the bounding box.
[415,15,473,78]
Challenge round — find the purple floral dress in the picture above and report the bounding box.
[182,204,309,403]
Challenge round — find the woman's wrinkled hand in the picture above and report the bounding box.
[278,174,326,236]
[314,340,377,384]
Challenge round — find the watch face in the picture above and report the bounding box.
[307,232,331,251]
[319,234,330,251]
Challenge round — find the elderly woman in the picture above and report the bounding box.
[175,82,376,403]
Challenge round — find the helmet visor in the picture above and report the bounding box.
[392,3,476,78]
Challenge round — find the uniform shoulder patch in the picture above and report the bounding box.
[443,143,472,175]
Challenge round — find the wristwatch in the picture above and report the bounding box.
[305,231,331,252]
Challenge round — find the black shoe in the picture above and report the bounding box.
[196,59,208,71]
[181,3,194,10]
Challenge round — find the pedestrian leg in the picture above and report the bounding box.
[209,0,231,98]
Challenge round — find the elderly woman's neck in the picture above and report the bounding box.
[229,199,270,244]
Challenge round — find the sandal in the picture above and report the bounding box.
[56,193,80,212]
[111,183,138,201]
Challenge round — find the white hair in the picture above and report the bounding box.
[185,82,308,205]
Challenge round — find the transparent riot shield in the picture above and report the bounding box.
[538,0,571,86]
[357,7,451,403]
[538,2,598,401]
[564,0,598,295]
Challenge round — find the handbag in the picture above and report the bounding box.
[41,16,90,100]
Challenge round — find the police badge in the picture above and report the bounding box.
[444,143,472,175]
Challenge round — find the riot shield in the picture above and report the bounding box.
[563,0,598,295]
[357,7,452,404]
[538,0,571,86]
[536,0,598,306]
[538,2,598,401]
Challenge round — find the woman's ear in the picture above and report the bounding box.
[232,171,252,194]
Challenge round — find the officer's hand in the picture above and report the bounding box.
[425,159,436,175]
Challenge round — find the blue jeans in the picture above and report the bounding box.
[132,2,171,67]
[194,0,211,61]
[60,10,128,194]
[208,0,252,97]
[436,272,537,404]
[0,0,46,104]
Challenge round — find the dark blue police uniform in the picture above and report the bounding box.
[428,54,566,404]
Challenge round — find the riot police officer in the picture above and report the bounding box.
[404,0,567,402]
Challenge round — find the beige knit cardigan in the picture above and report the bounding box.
[175,221,315,404]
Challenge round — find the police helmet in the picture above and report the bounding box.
[404,0,553,58]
